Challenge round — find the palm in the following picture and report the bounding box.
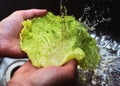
[8,60,77,86]
[0,9,47,57]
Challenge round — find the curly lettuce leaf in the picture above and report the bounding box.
[20,12,100,69]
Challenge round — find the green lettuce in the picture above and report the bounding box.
[20,12,100,69]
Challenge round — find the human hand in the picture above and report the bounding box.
[7,60,77,86]
[0,9,47,57]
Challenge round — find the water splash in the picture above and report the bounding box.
[77,31,120,86]
[76,0,120,85]
[79,0,112,31]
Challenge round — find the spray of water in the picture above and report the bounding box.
[79,0,112,31]
[76,0,120,86]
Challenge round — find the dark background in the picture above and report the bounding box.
[0,0,119,37]
[0,0,85,20]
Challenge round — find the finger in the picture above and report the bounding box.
[61,59,77,78]
[62,59,77,70]
[54,60,77,86]
[19,9,48,19]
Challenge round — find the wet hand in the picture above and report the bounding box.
[0,9,47,57]
[8,60,77,86]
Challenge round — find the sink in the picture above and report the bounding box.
[0,57,28,86]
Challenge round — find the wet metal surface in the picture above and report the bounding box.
[0,58,28,86]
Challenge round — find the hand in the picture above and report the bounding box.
[0,9,47,57]
[7,60,77,86]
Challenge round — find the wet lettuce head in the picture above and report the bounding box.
[20,12,100,69]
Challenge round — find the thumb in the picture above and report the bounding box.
[62,59,77,70]
[20,9,48,19]
[61,59,77,78]
[13,9,47,20]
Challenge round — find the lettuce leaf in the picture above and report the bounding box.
[20,12,100,69]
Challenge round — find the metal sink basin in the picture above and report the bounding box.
[0,57,28,86]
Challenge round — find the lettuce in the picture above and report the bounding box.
[20,12,100,69]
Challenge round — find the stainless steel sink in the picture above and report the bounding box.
[0,57,28,86]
